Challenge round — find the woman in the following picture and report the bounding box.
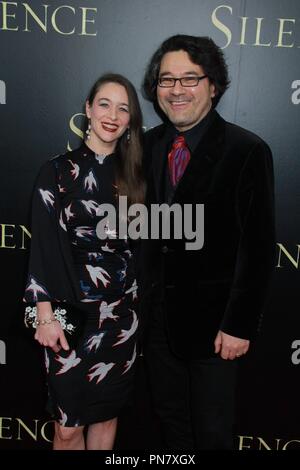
[24,74,145,450]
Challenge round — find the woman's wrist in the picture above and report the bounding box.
[36,301,55,320]
[36,316,58,326]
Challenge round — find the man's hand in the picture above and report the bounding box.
[214,330,250,360]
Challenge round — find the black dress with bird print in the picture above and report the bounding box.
[24,142,138,426]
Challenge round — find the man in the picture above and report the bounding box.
[140,35,275,450]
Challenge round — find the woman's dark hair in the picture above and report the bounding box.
[86,73,145,205]
[143,35,230,108]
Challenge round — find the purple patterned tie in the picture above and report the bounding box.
[168,135,191,186]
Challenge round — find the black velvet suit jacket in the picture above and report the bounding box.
[140,111,276,359]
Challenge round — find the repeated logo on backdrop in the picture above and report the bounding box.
[1,0,299,450]
[238,435,300,450]
[276,243,300,269]
[0,224,31,250]
[0,2,98,36]
[0,417,52,442]
[212,5,300,49]
[1,420,300,449]
[1,226,299,271]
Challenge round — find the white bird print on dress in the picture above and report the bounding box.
[122,344,137,374]
[81,199,102,217]
[86,332,105,352]
[124,249,132,258]
[113,310,138,346]
[117,267,126,282]
[86,265,111,288]
[80,200,104,217]
[65,203,75,222]
[59,211,67,231]
[58,406,68,426]
[98,299,121,327]
[125,279,138,300]
[74,226,95,241]
[58,184,66,193]
[103,222,117,239]
[101,243,115,253]
[81,298,100,303]
[87,362,114,384]
[84,169,98,193]
[68,159,80,180]
[39,189,55,211]
[88,252,103,261]
[55,350,82,375]
[44,349,50,374]
[25,276,49,301]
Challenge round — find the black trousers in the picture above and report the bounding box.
[143,305,238,450]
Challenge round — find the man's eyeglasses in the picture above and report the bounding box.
[157,75,208,88]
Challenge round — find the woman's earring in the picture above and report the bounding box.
[127,128,131,143]
[86,120,91,140]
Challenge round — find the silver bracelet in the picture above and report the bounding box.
[24,306,76,334]
[35,317,58,326]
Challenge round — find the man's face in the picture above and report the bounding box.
[157,50,216,132]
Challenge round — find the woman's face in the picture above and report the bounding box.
[86,82,130,151]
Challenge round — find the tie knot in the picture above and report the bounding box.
[172,135,187,149]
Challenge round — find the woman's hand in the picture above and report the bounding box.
[34,302,70,353]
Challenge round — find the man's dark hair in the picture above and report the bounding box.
[143,34,230,108]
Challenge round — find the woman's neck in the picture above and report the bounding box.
[85,137,116,156]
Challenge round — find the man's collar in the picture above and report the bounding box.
[166,108,216,152]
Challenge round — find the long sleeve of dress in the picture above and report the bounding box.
[24,158,82,304]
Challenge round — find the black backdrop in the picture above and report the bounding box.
[0,0,300,449]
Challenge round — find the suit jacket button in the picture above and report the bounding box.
[161,245,169,254]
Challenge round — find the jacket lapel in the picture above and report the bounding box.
[151,126,172,202]
[150,112,226,202]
